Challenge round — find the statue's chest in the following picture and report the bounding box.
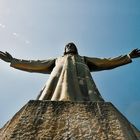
[56,55,85,66]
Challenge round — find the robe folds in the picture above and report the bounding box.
[10,54,132,101]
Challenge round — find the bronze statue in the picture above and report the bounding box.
[0,42,140,101]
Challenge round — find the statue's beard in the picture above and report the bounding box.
[65,50,77,54]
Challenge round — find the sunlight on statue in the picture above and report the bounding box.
[0,43,140,101]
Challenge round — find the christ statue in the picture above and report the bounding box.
[0,43,140,101]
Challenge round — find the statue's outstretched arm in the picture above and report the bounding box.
[85,49,140,72]
[0,51,56,74]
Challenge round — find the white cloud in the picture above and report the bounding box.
[12,32,19,37]
[0,23,6,28]
[25,40,30,44]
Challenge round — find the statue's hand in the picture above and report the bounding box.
[0,51,13,62]
[129,49,140,59]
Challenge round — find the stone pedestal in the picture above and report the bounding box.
[0,101,140,140]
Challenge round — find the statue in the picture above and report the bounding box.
[0,42,140,101]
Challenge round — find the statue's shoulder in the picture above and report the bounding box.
[55,55,65,62]
[57,55,65,59]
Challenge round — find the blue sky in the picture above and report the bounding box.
[0,0,140,129]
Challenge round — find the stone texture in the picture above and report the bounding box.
[0,101,140,140]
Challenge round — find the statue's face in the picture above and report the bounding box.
[65,43,78,54]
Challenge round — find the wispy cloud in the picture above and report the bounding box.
[12,32,31,45]
[12,32,19,37]
[0,23,6,28]
[25,40,30,44]
[0,22,31,45]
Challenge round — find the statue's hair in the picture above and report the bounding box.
[64,42,78,55]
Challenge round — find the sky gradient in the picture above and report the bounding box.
[0,0,140,129]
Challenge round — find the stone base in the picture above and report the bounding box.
[0,101,140,140]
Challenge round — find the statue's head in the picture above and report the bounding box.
[64,42,78,55]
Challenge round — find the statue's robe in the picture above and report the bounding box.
[10,54,132,101]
